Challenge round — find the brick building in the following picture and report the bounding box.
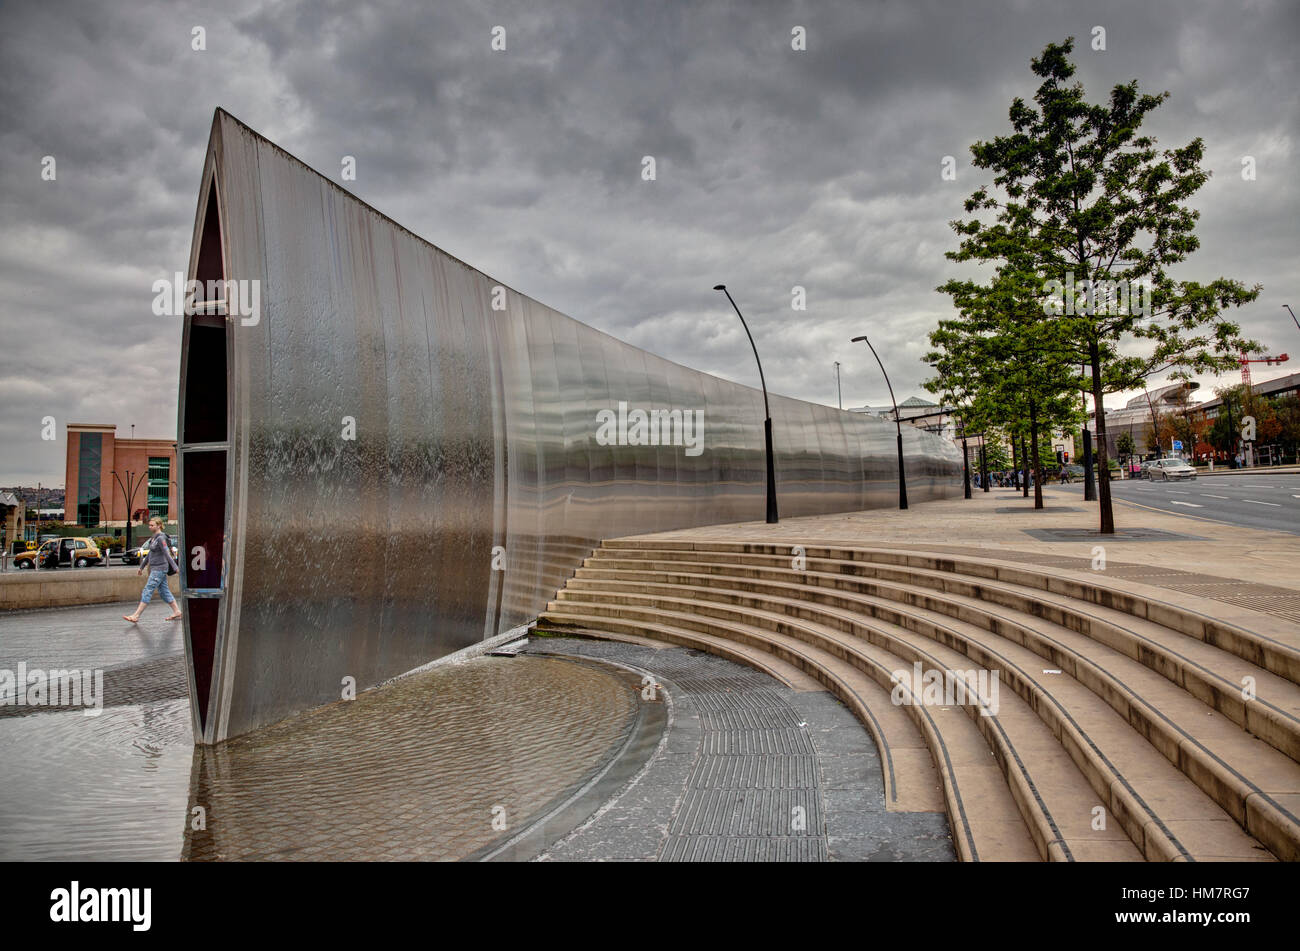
[65,424,177,531]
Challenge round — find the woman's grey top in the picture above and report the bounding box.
[146,532,174,570]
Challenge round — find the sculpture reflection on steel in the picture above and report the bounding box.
[176,109,963,744]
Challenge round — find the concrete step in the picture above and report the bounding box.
[549,583,1279,861]
[543,597,1141,861]
[581,551,1300,765]
[651,547,1300,746]
[540,605,1042,861]
[596,541,1300,684]
[564,568,1297,861]
[534,614,945,815]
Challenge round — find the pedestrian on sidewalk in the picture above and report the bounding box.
[123,516,181,623]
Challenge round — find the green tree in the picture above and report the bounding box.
[1274,394,1300,462]
[929,261,1081,509]
[980,436,1014,473]
[947,38,1260,532]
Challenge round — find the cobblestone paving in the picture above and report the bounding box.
[0,653,188,718]
[0,601,184,672]
[0,602,188,718]
[529,637,955,862]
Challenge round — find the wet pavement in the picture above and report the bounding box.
[529,637,954,862]
[1,605,639,861]
[1,606,942,862]
[0,601,185,674]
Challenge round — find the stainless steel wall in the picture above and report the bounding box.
[177,110,963,743]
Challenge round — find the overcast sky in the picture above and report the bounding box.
[1,0,1297,486]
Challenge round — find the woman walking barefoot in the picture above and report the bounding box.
[123,516,182,623]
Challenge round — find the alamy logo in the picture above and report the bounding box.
[595,401,705,457]
[890,662,1000,716]
[50,882,151,931]
[0,664,103,716]
[151,272,261,326]
[1041,271,1151,318]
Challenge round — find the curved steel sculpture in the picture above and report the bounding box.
[177,109,963,743]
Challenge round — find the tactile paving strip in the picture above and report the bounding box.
[529,637,953,862]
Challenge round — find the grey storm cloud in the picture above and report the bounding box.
[1,0,1297,485]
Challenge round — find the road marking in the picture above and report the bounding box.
[1243,499,1281,506]
[1169,501,1203,508]
[1168,490,1190,494]
[1239,485,1276,489]
[1202,494,1229,499]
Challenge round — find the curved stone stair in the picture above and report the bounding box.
[535,539,1300,862]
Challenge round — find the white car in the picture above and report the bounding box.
[1147,458,1197,481]
[120,539,179,565]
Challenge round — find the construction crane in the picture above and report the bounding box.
[1239,351,1289,394]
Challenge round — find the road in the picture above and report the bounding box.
[1057,472,1300,535]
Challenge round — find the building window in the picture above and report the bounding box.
[77,433,102,527]
[147,457,171,520]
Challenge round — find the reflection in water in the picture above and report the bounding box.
[0,699,193,860]
[1,655,634,861]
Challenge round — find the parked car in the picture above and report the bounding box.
[1147,457,1197,481]
[14,536,104,568]
[119,538,178,565]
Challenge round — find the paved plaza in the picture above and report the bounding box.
[3,486,1297,861]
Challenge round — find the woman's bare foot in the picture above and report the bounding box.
[123,615,139,623]
[165,613,182,621]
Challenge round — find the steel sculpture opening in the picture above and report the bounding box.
[176,109,963,743]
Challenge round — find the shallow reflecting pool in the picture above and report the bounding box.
[1,654,635,861]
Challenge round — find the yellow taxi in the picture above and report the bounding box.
[14,537,104,568]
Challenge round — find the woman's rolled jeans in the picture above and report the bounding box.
[140,568,175,605]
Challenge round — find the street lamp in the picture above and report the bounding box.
[1286,305,1300,333]
[111,470,145,556]
[834,361,842,410]
[851,335,908,510]
[713,285,778,524]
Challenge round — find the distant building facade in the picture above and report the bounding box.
[0,491,24,550]
[64,424,177,530]
[1099,381,1200,460]
[1197,372,1300,420]
[849,396,959,441]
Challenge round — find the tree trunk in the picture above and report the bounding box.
[1088,338,1114,534]
[1021,435,1029,499]
[1030,402,1043,510]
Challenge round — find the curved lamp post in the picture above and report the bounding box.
[714,285,778,523]
[111,469,145,557]
[851,335,908,510]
